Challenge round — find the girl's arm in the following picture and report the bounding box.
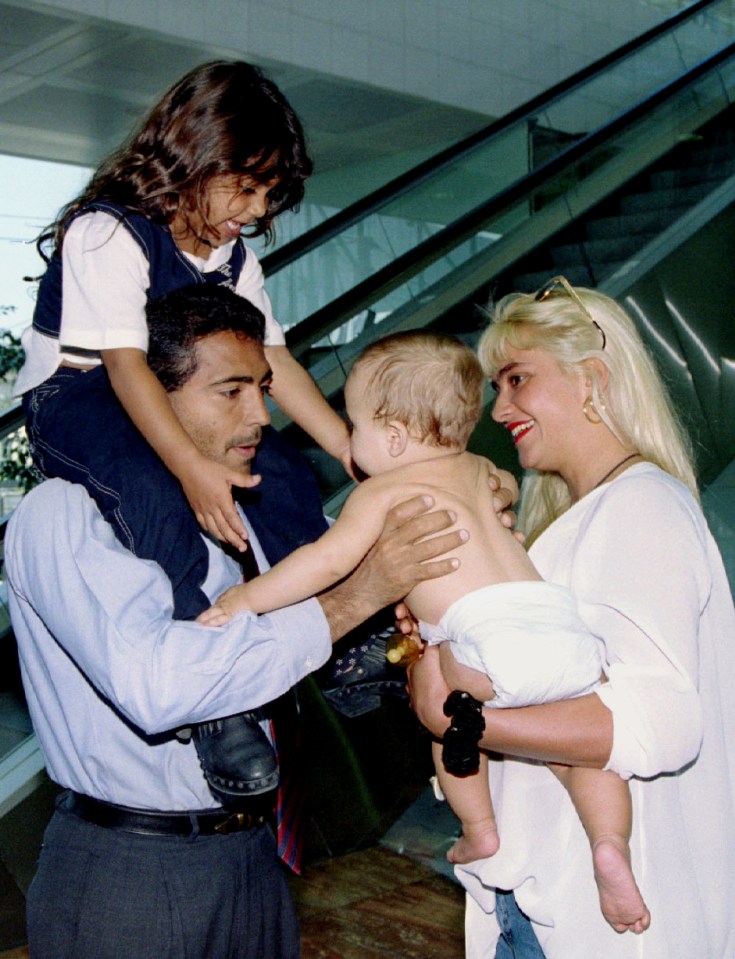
[102,348,259,550]
[235,251,353,475]
[266,345,354,478]
[199,480,392,625]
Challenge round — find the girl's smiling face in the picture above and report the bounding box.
[490,346,590,477]
[172,173,282,254]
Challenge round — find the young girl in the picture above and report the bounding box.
[14,60,349,804]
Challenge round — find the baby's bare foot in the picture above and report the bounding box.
[592,836,651,934]
[447,824,500,864]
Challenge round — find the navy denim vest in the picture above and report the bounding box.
[32,200,247,338]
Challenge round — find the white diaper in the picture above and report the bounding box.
[420,582,601,708]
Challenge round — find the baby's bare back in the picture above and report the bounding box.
[378,452,540,624]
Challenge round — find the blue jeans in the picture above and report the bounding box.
[495,891,546,959]
[24,366,210,620]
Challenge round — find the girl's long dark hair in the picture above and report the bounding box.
[39,61,312,259]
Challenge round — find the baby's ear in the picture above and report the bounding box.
[387,421,409,457]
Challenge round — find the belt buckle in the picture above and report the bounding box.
[213,811,263,835]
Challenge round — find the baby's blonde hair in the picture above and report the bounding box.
[351,330,484,448]
[477,285,698,541]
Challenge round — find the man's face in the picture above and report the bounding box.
[168,330,272,475]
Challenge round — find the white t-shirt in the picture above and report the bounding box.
[15,210,285,396]
[458,464,735,959]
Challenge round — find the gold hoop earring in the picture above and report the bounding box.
[583,396,602,424]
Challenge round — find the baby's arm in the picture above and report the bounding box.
[102,348,259,550]
[266,345,354,477]
[198,480,392,623]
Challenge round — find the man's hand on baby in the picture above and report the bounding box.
[180,456,261,552]
[350,496,467,611]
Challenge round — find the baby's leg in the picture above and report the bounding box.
[550,764,650,934]
[433,741,499,864]
[433,644,497,862]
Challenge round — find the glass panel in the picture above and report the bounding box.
[0,513,39,809]
[290,51,735,438]
[268,0,735,345]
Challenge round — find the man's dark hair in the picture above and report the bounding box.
[146,285,266,392]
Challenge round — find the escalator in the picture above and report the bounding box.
[1,0,732,511]
[250,0,735,510]
[0,0,734,881]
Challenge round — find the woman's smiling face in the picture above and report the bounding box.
[490,346,589,476]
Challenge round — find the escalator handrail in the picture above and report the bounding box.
[284,38,735,356]
[262,0,722,278]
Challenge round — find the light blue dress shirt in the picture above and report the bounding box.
[6,479,332,811]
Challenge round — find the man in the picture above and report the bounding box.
[6,285,475,959]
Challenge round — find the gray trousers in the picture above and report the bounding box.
[27,800,300,959]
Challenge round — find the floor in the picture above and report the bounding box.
[293,785,465,958]
[292,845,465,959]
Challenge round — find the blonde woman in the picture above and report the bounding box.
[409,279,735,958]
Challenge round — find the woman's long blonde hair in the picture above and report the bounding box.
[477,285,698,543]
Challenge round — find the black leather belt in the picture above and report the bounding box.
[64,791,266,837]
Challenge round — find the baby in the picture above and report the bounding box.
[199,330,647,930]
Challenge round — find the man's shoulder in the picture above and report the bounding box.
[15,477,88,509]
[8,480,93,541]
[6,482,96,592]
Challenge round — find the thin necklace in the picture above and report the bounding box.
[591,452,640,491]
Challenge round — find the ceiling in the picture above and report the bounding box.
[0,2,490,206]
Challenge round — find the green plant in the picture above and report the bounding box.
[0,428,36,494]
[0,318,23,378]
[0,320,38,494]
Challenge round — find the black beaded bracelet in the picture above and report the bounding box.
[442,690,486,776]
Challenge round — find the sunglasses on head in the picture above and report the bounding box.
[534,275,606,350]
